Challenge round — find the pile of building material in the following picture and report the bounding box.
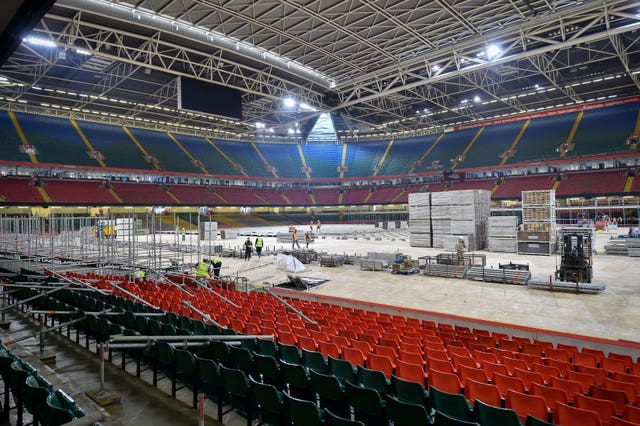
[527,278,606,294]
[487,216,518,252]
[422,263,469,278]
[466,266,531,285]
[409,190,490,249]
[518,190,556,255]
[628,239,640,257]
[408,192,432,247]
[604,238,640,256]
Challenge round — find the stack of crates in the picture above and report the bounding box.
[518,190,556,255]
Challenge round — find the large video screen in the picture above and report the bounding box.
[177,76,243,120]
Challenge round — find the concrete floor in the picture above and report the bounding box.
[1,223,639,426]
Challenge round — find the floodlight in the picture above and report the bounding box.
[486,43,502,60]
[283,97,296,108]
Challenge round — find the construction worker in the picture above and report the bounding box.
[195,257,210,284]
[292,229,300,249]
[316,220,321,233]
[455,237,466,265]
[255,236,264,258]
[305,230,311,248]
[211,257,222,278]
[181,227,186,242]
[244,237,253,261]
[133,269,145,283]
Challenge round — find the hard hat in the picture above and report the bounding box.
[459,236,464,240]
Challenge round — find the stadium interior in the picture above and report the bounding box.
[0,0,639,425]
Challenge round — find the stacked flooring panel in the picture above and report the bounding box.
[409,189,490,249]
[487,216,518,252]
[408,192,431,247]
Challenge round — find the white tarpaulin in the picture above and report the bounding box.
[277,253,306,272]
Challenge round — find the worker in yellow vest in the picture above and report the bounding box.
[211,257,222,278]
[195,258,210,284]
[255,236,264,258]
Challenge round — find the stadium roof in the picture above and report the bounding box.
[0,0,639,141]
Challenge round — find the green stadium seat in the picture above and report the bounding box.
[344,380,386,426]
[309,369,349,418]
[386,394,430,425]
[283,393,323,426]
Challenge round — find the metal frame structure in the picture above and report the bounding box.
[0,0,638,140]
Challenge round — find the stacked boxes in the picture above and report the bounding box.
[409,189,490,249]
[487,216,518,252]
[518,190,556,255]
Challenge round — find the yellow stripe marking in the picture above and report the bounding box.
[373,138,394,177]
[204,137,248,177]
[623,176,634,193]
[391,189,405,203]
[8,111,38,163]
[166,190,181,203]
[251,142,278,178]
[108,188,123,203]
[71,119,106,167]
[363,192,373,203]
[309,194,316,205]
[451,127,484,170]
[122,126,161,170]
[297,144,311,179]
[340,144,348,178]
[500,119,530,166]
[281,193,292,205]
[560,111,583,157]
[167,132,208,174]
[552,180,561,191]
[409,133,445,173]
[36,186,51,203]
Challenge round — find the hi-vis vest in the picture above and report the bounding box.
[255,237,263,247]
[196,261,209,277]
[211,257,221,265]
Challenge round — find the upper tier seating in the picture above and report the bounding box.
[570,103,639,157]
[461,121,524,169]
[255,142,305,178]
[506,113,578,164]
[214,140,268,177]
[343,141,388,177]
[0,110,24,162]
[1,103,638,179]
[75,120,150,170]
[127,127,201,173]
[378,136,422,176]
[15,113,97,167]
[171,134,240,176]
[300,143,342,179]
[423,128,479,172]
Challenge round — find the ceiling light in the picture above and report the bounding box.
[283,97,296,108]
[485,43,502,60]
[473,96,481,103]
[287,128,294,134]
[23,36,56,48]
